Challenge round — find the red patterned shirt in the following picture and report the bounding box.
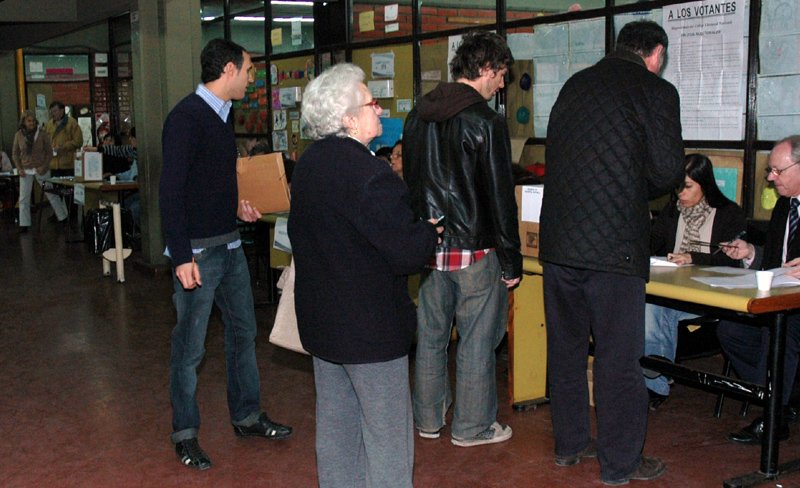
[429,247,494,272]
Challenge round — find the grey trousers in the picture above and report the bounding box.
[313,355,413,488]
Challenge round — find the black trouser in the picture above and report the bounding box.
[717,314,800,407]
[543,263,648,482]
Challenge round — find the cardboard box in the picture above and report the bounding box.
[76,152,103,182]
[236,152,290,214]
[515,185,543,258]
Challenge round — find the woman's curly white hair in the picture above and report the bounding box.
[301,63,367,140]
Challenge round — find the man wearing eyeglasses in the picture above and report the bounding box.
[718,134,800,445]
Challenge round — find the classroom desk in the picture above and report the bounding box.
[513,258,800,487]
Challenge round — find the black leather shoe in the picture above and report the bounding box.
[555,438,597,467]
[233,412,292,440]
[728,417,790,445]
[648,389,668,411]
[175,438,211,470]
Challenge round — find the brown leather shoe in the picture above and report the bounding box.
[602,457,666,485]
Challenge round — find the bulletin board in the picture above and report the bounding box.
[273,56,314,158]
[419,38,448,97]
[351,42,414,145]
[649,149,745,213]
[754,150,775,222]
[233,60,269,135]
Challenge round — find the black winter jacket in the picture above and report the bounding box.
[540,49,684,279]
[289,136,438,364]
[403,82,522,280]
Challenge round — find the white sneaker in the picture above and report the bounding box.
[451,422,512,447]
[418,429,441,439]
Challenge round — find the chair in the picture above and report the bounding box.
[675,316,749,418]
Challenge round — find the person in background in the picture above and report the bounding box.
[375,146,393,165]
[44,101,83,177]
[390,141,403,179]
[160,38,292,471]
[643,154,746,410]
[539,20,684,485]
[1,147,12,172]
[403,30,522,447]
[289,63,439,488]
[719,135,800,445]
[85,128,139,224]
[11,110,69,232]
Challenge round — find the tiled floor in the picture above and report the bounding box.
[2,209,800,487]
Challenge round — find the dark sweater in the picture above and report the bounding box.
[289,136,438,363]
[160,93,239,266]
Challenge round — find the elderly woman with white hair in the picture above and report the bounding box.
[11,110,69,232]
[288,63,440,487]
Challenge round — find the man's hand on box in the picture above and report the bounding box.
[238,199,262,222]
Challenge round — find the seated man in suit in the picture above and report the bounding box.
[719,134,800,444]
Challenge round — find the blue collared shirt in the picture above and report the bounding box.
[195,83,232,123]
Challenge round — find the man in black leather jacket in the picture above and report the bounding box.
[403,30,522,448]
[539,21,684,485]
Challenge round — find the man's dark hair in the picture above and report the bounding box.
[201,38,247,84]
[450,30,514,81]
[616,20,668,57]
[49,100,65,110]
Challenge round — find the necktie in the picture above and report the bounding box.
[789,198,800,248]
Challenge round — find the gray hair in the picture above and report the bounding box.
[301,63,366,140]
[776,135,800,164]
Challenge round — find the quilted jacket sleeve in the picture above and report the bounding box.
[644,81,684,199]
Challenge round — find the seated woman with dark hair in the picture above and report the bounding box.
[644,153,746,409]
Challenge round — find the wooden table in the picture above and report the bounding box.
[513,257,800,487]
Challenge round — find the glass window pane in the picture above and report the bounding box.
[272,1,314,54]
[352,1,412,42]
[757,0,800,140]
[232,17,266,55]
[24,54,90,82]
[421,0,495,33]
[508,19,604,137]
[202,21,224,46]
[201,0,223,21]
[507,0,603,20]
[231,0,263,15]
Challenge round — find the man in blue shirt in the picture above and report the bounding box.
[160,38,292,471]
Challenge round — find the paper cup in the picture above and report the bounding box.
[756,270,774,291]
[109,175,117,185]
[12,168,18,175]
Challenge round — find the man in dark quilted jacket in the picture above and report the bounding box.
[539,20,684,486]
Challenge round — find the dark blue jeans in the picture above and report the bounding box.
[169,244,261,443]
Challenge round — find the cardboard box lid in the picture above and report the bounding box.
[236,153,291,214]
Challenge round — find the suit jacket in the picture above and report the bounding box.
[289,136,438,364]
[760,197,800,269]
[650,200,746,267]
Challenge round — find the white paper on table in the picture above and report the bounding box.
[692,267,800,289]
[650,256,686,267]
[699,266,753,275]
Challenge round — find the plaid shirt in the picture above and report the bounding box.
[429,247,493,272]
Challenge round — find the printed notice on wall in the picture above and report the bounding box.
[662,0,745,140]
